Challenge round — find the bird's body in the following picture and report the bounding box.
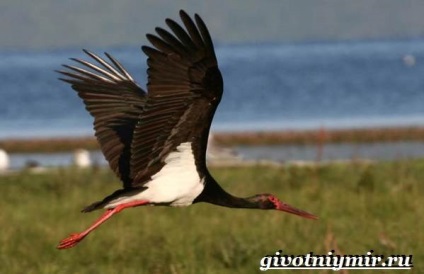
[106,142,203,208]
[57,10,316,249]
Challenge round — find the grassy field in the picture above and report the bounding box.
[0,161,422,273]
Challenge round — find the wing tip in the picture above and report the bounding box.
[179,9,188,17]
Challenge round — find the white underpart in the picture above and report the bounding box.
[106,142,204,208]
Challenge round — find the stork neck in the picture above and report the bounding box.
[194,175,259,209]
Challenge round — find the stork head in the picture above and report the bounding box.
[250,193,318,219]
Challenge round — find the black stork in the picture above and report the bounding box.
[57,10,317,249]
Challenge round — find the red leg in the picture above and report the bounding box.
[57,200,150,249]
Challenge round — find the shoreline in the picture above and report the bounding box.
[2,126,424,153]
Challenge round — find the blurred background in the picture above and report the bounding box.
[0,2,422,273]
[2,0,424,167]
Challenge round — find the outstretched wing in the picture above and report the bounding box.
[57,50,146,187]
[58,10,222,188]
[130,10,223,185]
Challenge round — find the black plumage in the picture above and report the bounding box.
[57,10,316,250]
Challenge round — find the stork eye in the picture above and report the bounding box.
[268,195,277,203]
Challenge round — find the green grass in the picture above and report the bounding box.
[0,161,422,273]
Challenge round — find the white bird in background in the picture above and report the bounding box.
[0,149,9,172]
[73,149,91,168]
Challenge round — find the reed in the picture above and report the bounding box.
[2,126,424,153]
[214,126,424,146]
[0,137,99,153]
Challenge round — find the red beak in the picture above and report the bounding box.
[276,201,318,220]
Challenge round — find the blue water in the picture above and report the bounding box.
[1,39,424,139]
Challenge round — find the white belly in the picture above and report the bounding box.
[106,142,204,208]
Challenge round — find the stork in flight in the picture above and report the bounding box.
[57,10,317,249]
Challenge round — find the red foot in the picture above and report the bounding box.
[57,200,150,250]
[57,233,87,249]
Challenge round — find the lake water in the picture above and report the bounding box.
[1,39,424,139]
[2,39,424,165]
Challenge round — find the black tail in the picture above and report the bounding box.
[81,200,106,212]
[81,188,146,212]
